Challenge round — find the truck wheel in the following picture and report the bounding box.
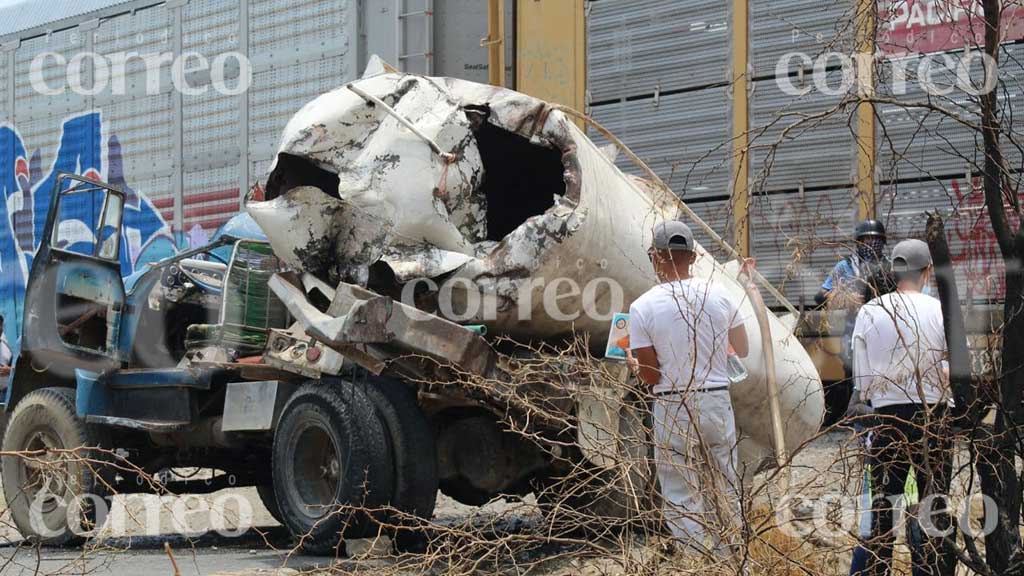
[272,379,393,555]
[1,387,110,545]
[357,377,438,518]
[256,483,283,525]
[356,377,438,550]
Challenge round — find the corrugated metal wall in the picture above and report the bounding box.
[876,43,1024,183]
[4,0,356,238]
[590,86,732,199]
[587,0,731,206]
[751,187,856,307]
[586,0,1022,307]
[740,0,857,306]
[0,0,359,339]
[587,0,859,306]
[247,0,353,191]
[749,69,856,192]
[0,0,510,340]
[878,177,1008,302]
[872,42,1024,304]
[587,0,729,103]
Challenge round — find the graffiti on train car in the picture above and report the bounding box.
[0,112,175,345]
[949,177,1017,301]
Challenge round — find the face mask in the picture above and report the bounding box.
[856,236,886,262]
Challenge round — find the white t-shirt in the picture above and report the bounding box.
[852,291,951,408]
[628,278,744,394]
[0,335,11,366]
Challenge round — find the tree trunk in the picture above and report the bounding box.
[978,1,1024,572]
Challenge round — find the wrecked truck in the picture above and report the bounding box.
[249,62,825,473]
[0,66,824,552]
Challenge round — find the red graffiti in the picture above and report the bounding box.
[948,177,1017,301]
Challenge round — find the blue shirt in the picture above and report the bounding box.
[823,255,872,339]
[821,256,861,293]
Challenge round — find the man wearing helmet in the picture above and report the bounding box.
[816,220,894,413]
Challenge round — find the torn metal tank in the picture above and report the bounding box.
[247,63,825,469]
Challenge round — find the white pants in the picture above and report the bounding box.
[653,390,739,556]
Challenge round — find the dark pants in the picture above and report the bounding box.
[865,404,956,576]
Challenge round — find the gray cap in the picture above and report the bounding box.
[652,221,695,251]
[891,239,932,272]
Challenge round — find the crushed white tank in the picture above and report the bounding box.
[247,61,825,470]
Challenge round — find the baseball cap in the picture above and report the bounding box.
[890,239,932,271]
[651,221,694,251]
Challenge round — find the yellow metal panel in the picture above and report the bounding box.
[515,0,586,112]
[731,0,750,256]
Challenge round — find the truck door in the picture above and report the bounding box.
[20,173,127,374]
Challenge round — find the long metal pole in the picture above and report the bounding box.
[346,83,456,163]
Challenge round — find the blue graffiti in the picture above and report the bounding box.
[0,112,174,347]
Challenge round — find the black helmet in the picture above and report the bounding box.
[854,219,886,239]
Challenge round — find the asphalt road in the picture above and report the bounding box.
[0,527,335,576]
[0,487,525,576]
[0,487,371,576]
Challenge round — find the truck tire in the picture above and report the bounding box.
[1,387,110,545]
[356,377,438,518]
[256,483,283,525]
[356,377,438,550]
[272,379,394,555]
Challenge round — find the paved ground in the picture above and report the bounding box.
[0,487,529,576]
[0,527,326,576]
[0,485,331,576]
[0,430,977,575]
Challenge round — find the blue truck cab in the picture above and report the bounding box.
[5,173,271,414]
[0,173,300,545]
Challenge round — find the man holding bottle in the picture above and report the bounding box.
[627,220,749,557]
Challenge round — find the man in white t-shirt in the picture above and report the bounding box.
[848,239,955,576]
[628,220,748,556]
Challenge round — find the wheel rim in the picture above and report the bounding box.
[18,426,69,515]
[291,420,343,520]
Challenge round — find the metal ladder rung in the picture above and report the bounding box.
[396,0,433,74]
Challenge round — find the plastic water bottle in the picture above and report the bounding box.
[727,346,748,384]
